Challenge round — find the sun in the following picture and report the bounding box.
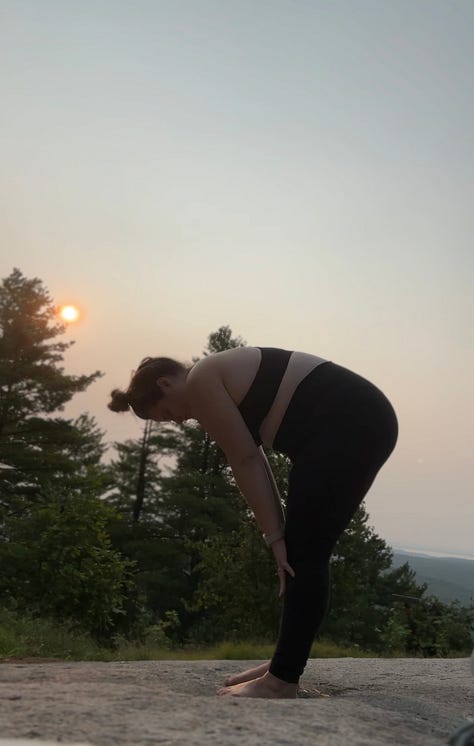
[59,305,80,323]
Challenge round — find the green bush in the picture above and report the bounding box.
[0,493,134,638]
[0,608,101,660]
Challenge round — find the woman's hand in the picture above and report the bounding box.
[270,537,296,598]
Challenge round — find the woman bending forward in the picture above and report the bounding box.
[109,346,399,699]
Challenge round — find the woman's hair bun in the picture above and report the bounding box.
[108,388,130,413]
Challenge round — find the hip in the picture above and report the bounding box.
[273,361,399,463]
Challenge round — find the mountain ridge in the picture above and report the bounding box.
[390,549,474,605]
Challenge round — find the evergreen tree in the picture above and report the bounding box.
[105,421,184,635]
[106,421,180,522]
[0,268,130,636]
[381,588,474,656]
[0,268,103,508]
[0,268,100,427]
[325,504,426,649]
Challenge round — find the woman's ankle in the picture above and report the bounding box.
[263,671,299,691]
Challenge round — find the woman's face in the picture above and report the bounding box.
[148,374,190,424]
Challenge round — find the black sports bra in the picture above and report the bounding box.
[237,347,292,446]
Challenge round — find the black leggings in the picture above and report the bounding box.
[269,362,399,683]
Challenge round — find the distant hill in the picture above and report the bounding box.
[390,550,474,605]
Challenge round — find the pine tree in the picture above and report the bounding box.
[0,268,103,508]
[106,422,180,522]
[0,269,131,636]
[0,268,100,428]
[325,503,426,650]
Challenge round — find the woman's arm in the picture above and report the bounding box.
[223,449,294,597]
[187,366,295,595]
[227,451,284,538]
[259,445,285,530]
[186,366,284,537]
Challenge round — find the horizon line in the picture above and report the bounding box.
[393,545,474,562]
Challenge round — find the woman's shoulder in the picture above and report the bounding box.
[188,346,260,379]
[186,347,262,402]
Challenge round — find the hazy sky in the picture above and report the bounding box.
[1,1,473,558]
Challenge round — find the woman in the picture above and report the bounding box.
[109,346,398,699]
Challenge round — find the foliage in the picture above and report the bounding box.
[384,594,474,657]
[0,607,103,660]
[185,520,281,643]
[183,448,290,643]
[323,504,422,649]
[0,269,129,637]
[200,325,245,356]
[106,421,180,521]
[0,268,100,421]
[0,268,104,508]
[0,491,133,637]
[1,606,388,662]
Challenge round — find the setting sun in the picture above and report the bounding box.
[59,305,80,323]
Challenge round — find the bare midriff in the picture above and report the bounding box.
[200,346,328,449]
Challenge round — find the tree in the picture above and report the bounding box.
[0,490,133,638]
[0,268,100,430]
[186,520,282,644]
[382,590,474,656]
[106,422,180,522]
[104,421,186,636]
[322,506,474,656]
[323,504,425,649]
[106,408,245,635]
[0,268,132,637]
[0,268,103,507]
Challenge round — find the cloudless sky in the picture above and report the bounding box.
[1,0,473,558]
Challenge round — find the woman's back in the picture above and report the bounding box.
[191,347,329,449]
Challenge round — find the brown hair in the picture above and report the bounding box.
[108,357,187,420]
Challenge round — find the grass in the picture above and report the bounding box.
[0,609,102,661]
[98,640,364,662]
[0,610,381,661]
[0,610,468,662]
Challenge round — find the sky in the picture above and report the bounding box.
[1,0,473,558]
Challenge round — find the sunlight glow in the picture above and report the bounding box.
[59,305,80,323]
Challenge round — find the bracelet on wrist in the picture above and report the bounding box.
[263,526,285,547]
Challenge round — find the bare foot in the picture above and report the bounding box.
[216,671,298,699]
[223,660,271,687]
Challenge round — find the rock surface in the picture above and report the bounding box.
[0,658,472,745]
